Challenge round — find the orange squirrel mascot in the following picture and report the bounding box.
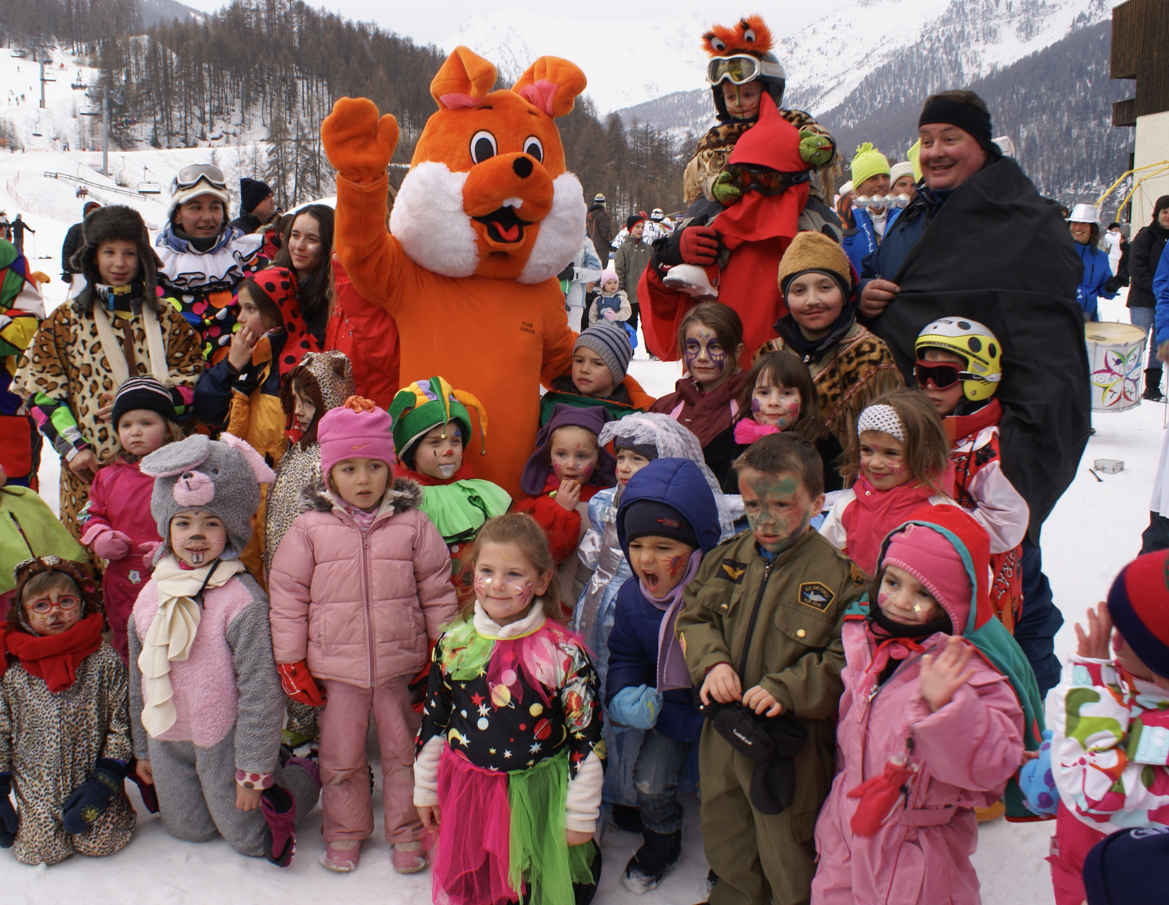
[321,48,587,498]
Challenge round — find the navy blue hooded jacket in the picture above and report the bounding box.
[605,458,722,742]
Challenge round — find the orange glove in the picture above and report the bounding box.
[277,661,325,707]
[320,97,400,185]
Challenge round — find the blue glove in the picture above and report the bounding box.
[609,685,664,730]
[1019,730,1058,816]
[0,773,18,848]
[62,759,126,835]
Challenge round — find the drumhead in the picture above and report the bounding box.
[1085,322,1147,344]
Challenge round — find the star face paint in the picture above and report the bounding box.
[738,468,823,554]
[549,426,599,484]
[683,324,732,390]
[414,421,465,481]
[877,564,944,625]
[474,540,550,626]
[615,448,652,486]
[628,536,695,600]
[169,509,228,568]
[859,430,910,491]
[752,379,801,429]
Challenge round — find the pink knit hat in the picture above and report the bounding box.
[318,399,396,480]
[880,522,973,634]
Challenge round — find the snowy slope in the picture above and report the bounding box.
[445,0,1122,127]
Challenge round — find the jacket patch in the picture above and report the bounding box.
[719,561,747,583]
[799,582,835,611]
[850,563,868,587]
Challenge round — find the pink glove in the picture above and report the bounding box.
[139,541,162,572]
[83,526,132,562]
[602,309,618,321]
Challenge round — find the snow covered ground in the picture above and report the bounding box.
[0,70,1160,902]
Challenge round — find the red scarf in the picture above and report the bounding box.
[1,613,105,693]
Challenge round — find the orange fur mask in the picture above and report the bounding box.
[702,15,774,58]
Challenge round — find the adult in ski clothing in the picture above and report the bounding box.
[811,508,1027,905]
[9,216,32,256]
[0,241,46,488]
[614,214,653,333]
[229,177,277,236]
[155,164,268,365]
[841,144,901,275]
[15,206,203,541]
[587,193,613,264]
[1067,204,1116,322]
[639,16,840,366]
[320,47,586,499]
[61,201,101,290]
[1127,195,1169,401]
[863,89,1088,698]
[325,258,400,408]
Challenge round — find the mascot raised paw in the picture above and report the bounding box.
[321,47,587,496]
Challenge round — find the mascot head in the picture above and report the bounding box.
[390,47,588,284]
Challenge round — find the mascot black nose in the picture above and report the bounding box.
[513,156,533,178]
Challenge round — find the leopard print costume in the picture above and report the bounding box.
[13,297,202,539]
[683,108,841,206]
[760,322,904,469]
[0,643,135,865]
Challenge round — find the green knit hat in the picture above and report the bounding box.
[850,142,891,191]
[388,376,488,463]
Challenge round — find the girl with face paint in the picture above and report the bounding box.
[720,350,845,494]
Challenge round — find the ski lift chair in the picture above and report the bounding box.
[137,167,161,195]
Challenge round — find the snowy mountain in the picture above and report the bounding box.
[444,0,1122,132]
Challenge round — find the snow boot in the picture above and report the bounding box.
[621,828,682,894]
[1144,368,1164,401]
[260,786,296,867]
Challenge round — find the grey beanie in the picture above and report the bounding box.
[576,323,633,385]
[140,433,275,563]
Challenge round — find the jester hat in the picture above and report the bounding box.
[389,376,489,461]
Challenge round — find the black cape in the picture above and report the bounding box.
[873,156,1089,544]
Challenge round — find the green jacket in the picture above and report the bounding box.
[613,236,654,307]
[677,527,864,825]
[0,487,86,595]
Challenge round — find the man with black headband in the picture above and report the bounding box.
[860,89,1089,702]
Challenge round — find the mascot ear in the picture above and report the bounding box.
[431,46,498,110]
[513,57,587,118]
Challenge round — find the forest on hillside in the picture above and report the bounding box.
[1,0,685,216]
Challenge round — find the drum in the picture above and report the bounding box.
[1086,322,1147,413]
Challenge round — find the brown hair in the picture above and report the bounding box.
[238,280,284,331]
[736,350,825,442]
[843,387,950,491]
[462,513,565,623]
[113,416,183,463]
[676,302,744,364]
[732,431,825,499]
[923,89,989,114]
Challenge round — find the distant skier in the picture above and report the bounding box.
[10,215,33,255]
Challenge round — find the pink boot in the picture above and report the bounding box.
[320,842,361,873]
[392,841,429,874]
[260,787,297,867]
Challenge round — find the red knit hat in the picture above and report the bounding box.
[1107,550,1169,679]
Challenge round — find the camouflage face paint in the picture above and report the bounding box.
[739,470,816,553]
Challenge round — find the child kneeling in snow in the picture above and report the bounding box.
[811,507,1030,904]
[128,433,319,867]
[0,557,135,866]
[1044,550,1169,905]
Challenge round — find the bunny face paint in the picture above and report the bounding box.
[474,540,552,626]
[170,510,228,567]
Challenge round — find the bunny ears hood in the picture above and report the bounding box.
[141,433,274,564]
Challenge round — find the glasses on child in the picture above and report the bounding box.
[25,596,82,615]
[727,165,810,197]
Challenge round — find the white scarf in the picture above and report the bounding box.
[92,303,171,387]
[138,556,246,737]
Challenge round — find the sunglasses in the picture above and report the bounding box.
[172,163,227,193]
[25,595,82,615]
[706,54,785,86]
[728,165,810,197]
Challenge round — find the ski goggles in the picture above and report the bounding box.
[727,164,810,196]
[706,54,786,86]
[914,360,999,389]
[172,163,227,193]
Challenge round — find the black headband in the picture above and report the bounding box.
[918,97,995,155]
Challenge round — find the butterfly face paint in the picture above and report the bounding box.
[628,536,695,600]
[683,324,731,390]
[474,540,551,626]
[738,468,822,554]
[752,380,801,429]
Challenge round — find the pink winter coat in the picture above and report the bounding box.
[267,476,458,688]
[812,618,1024,904]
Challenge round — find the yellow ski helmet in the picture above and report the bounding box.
[914,317,1002,402]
